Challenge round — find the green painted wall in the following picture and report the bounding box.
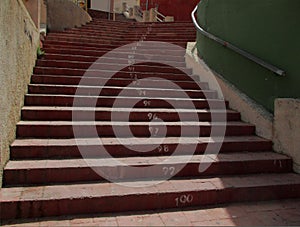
[196,0,300,112]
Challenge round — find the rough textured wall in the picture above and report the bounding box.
[23,0,41,29]
[197,0,300,112]
[47,0,92,32]
[274,99,300,173]
[140,0,199,21]
[0,0,39,186]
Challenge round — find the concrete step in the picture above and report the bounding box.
[43,53,186,65]
[43,46,186,57]
[1,173,300,219]
[3,152,292,186]
[43,40,188,49]
[81,24,196,32]
[43,40,187,50]
[28,84,218,99]
[46,33,196,42]
[35,60,192,74]
[33,67,198,81]
[52,30,196,39]
[30,75,208,90]
[24,94,228,108]
[16,121,255,138]
[21,107,239,121]
[9,136,273,160]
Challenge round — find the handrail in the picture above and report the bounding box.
[137,7,144,18]
[191,5,285,76]
[154,8,166,22]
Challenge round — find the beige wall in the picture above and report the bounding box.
[41,0,47,25]
[0,0,39,186]
[23,0,41,30]
[274,99,300,173]
[90,0,140,14]
[91,0,110,12]
[114,0,140,13]
[47,0,91,32]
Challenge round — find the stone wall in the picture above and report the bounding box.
[0,0,40,186]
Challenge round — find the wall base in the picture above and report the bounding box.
[186,42,300,174]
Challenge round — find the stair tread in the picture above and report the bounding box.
[31,74,202,84]
[17,120,251,126]
[11,136,269,147]
[1,173,300,202]
[28,84,213,93]
[25,93,222,101]
[5,152,290,170]
[22,106,236,113]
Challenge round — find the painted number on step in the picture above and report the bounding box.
[158,145,169,153]
[148,113,158,120]
[143,100,151,107]
[128,59,136,64]
[128,66,135,72]
[175,194,194,207]
[149,127,159,136]
[138,90,146,96]
[163,166,175,176]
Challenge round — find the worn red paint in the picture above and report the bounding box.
[140,0,199,21]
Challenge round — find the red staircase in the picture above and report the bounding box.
[1,18,300,220]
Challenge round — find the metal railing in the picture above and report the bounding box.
[192,5,285,76]
[137,6,144,18]
[154,8,166,22]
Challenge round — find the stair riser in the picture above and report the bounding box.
[53,31,196,39]
[45,37,195,45]
[43,50,185,61]
[43,54,186,65]
[16,124,255,138]
[25,96,228,109]
[31,75,208,90]
[4,159,292,186]
[46,34,196,42]
[10,141,273,160]
[91,19,194,26]
[35,61,191,74]
[79,28,196,35]
[43,41,187,50]
[21,110,239,122]
[43,40,188,49]
[42,49,186,62]
[1,184,300,220]
[77,26,196,32]
[43,46,186,56]
[33,68,197,81]
[28,86,217,99]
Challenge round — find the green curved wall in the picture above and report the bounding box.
[196,0,300,112]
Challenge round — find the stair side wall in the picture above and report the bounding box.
[0,0,40,187]
[187,42,300,174]
[47,0,92,32]
[196,0,300,113]
[274,99,300,173]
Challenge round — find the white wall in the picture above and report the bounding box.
[114,0,140,13]
[91,0,140,13]
[91,0,110,12]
